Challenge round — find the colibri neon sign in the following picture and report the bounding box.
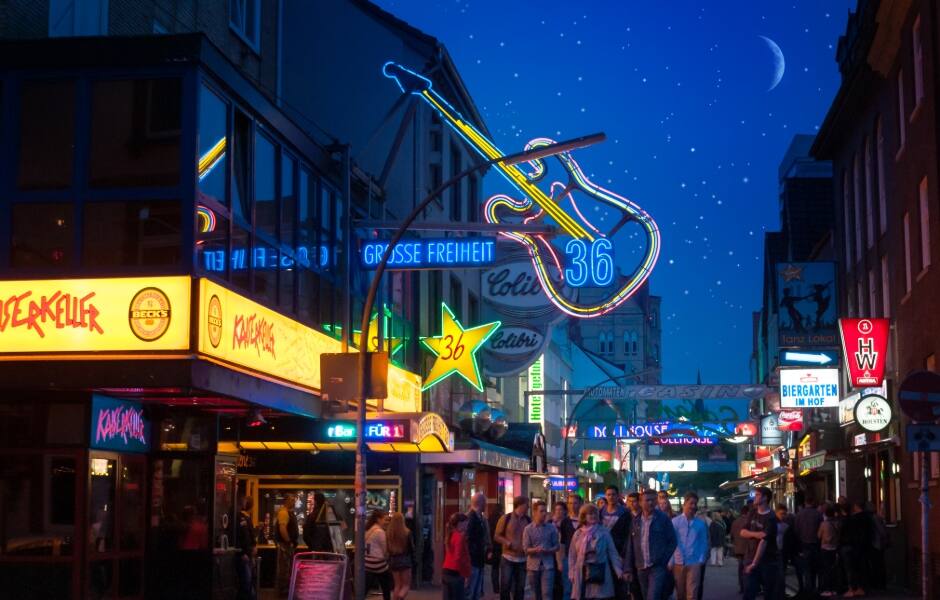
[383,63,661,318]
[360,238,496,270]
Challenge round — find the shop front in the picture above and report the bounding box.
[0,276,432,599]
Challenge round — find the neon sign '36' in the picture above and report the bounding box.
[564,239,614,287]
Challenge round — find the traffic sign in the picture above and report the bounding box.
[907,424,940,452]
[898,371,940,422]
[781,349,839,367]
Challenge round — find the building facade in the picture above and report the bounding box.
[813,0,940,591]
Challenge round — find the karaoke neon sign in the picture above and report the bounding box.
[383,63,660,318]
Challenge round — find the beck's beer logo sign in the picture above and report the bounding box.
[128,287,172,341]
[839,318,889,388]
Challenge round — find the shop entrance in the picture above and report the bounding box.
[86,452,147,600]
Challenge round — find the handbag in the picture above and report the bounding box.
[583,549,606,584]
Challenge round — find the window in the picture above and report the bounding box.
[919,176,930,271]
[468,293,480,324]
[868,268,877,318]
[881,256,891,318]
[429,163,443,205]
[197,85,228,206]
[853,152,863,263]
[430,271,443,331]
[864,136,874,248]
[18,81,75,189]
[449,276,463,320]
[49,0,108,36]
[897,69,906,149]
[904,212,912,293]
[231,111,252,225]
[254,132,276,238]
[857,281,865,316]
[89,79,182,187]
[83,201,182,267]
[229,0,260,50]
[876,119,887,234]
[430,129,442,153]
[450,144,462,221]
[231,223,250,291]
[843,170,852,268]
[279,155,296,312]
[913,16,924,107]
[11,203,73,268]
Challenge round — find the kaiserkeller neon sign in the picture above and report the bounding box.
[383,62,660,319]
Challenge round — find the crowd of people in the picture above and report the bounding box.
[239,486,890,600]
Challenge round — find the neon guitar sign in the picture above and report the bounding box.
[383,63,660,318]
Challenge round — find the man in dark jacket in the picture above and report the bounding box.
[602,485,633,599]
[236,495,257,600]
[625,489,678,600]
[466,492,491,600]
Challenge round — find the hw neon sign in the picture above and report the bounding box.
[383,63,660,319]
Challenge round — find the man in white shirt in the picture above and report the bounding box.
[671,492,709,600]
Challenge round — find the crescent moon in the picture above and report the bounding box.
[759,35,785,91]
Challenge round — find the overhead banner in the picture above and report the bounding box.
[780,368,840,408]
[0,276,191,354]
[839,318,889,388]
[776,262,838,347]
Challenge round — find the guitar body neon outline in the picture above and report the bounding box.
[383,62,661,318]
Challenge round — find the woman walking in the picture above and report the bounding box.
[567,504,622,600]
[387,512,414,600]
[442,512,471,600]
[365,510,393,600]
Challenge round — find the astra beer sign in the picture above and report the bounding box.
[0,276,191,354]
[839,318,889,388]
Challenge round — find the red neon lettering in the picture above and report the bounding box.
[0,290,102,339]
[232,313,276,358]
[95,405,147,446]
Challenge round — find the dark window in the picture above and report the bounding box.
[197,85,228,206]
[198,210,229,276]
[430,130,442,153]
[231,111,251,224]
[0,453,77,557]
[450,145,462,221]
[231,223,250,290]
[89,79,181,187]
[450,276,463,320]
[229,0,260,50]
[252,239,278,306]
[298,168,317,269]
[469,293,480,324]
[254,132,276,238]
[298,267,320,325]
[320,186,335,272]
[18,80,75,189]
[12,203,73,268]
[319,279,336,333]
[429,164,442,205]
[280,155,296,246]
[468,176,478,223]
[83,201,182,267]
[430,271,443,331]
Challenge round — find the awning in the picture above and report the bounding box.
[719,467,788,490]
[420,437,532,472]
[824,436,899,462]
[223,412,453,453]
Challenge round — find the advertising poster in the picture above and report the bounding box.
[776,262,838,347]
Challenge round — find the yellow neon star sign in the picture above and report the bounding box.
[421,303,500,392]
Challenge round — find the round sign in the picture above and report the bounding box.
[207,295,223,348]
[128,287,172,341]
[899,370,940,422]
[854,394,892,432]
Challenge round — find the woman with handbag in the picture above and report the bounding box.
[387,512,414,600]
[567,504,622,600]
[365,510,393,600]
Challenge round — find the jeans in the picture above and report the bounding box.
[798,542,819,593]
[744,559,780,600]
[499,559,526,600]
[841,545,865,589]
[818,548,838,593]
[735,555,745,592]
[552,561,571,600]
[235,554,256,600]
[637,564,671,600]
[526,568,554,600]
[672,563,702,600]
[365,570,392,600]
[275,543,295,597]
[443,569,467,600]
[709,547,724,566]
[466,565,485,600]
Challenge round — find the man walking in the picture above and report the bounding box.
[494,496,530,600]
[523,501,559,600]
[708,511,726,566]
[551,501,574,600]
[466,492,491,600]
[730,505,751,594]
[741,487,780,600]
[624,489,678,600]
[601,485,632,599]
[671,492,709,600]
[794,499,822,596]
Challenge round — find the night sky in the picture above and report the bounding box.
[375,0,855,384]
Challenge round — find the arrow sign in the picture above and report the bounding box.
[907,424,940,452]
[781,349,839,367]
